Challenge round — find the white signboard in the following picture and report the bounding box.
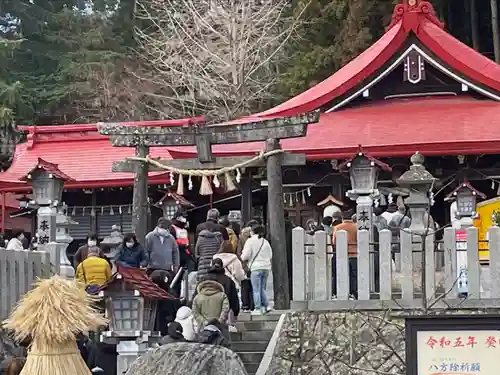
[418,330,500,375]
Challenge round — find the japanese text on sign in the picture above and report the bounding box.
[417,330,500,375]
[425,335,500,349]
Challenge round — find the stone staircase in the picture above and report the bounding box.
[232,312,281,375]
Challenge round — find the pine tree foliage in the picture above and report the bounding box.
[0,0,154,124]
[278,0,395,97]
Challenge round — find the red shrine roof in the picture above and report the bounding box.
[168,96,500,159]
[104,265,176,300]
[250,0,500,118]
[1,0,500,189]
[22,158,75,182]
[0,118,203,191]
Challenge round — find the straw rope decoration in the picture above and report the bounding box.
[3,276,108,375]
[126,148,284,196]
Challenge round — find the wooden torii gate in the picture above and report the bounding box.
[98,110,319,309]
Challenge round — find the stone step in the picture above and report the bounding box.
[234,320,277,332]
[237,312,282,322]
[238,351,264,363]
[232,340,269,352]
[231,330,274,342]
[242,362,259,374]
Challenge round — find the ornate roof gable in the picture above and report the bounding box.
[245,0,500,118]
[387,0,444,32]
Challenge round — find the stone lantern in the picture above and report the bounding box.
[397,152,435,233]
[22,158,73,249]
[397,152,435,271]
[100,265,174,374]
[52,204,78,278]
[340,148,392,231]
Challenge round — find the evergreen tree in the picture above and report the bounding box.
[278,0,395,98]
[0,0,149,124]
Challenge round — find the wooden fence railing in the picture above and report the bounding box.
[291,226,500,310]
[0,248,52,321]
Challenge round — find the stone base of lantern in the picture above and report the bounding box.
[47,242,74,279]
[116,341,149,374]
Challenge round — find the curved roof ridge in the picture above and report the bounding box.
[249,0,500,119]
[253,20,406,118]
[18,116,205,135]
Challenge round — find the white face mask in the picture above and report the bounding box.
[157,228,168,236]
[88,240,97,247]
[126,242,134,248]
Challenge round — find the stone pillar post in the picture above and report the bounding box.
[353,195,374,233]
[36,206,57,252]
[132,145,149,245]
[266,138,289,309]
[396,153,435,273]
[116,341,149,375]
[54,206,76,278]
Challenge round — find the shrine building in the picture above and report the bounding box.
[1,0,500,238]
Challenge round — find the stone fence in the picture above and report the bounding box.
[0,243,65,321]
[291,226,500,310]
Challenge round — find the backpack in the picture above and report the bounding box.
[196,326,229,347]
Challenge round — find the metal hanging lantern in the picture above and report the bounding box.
[456,186,476,217]
[155,189,195,219]
[447,180,486,218]
[347,153,378,193]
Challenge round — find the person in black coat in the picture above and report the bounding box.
[150,269,183,335]
[160,322,187,344]
[193,258,240,322]
[195,208,229,242]
[114,233,148,268]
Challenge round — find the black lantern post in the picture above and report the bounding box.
[22,158,73,248]
[340,148,391,294]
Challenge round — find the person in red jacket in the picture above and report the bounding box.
[171,211,195,272]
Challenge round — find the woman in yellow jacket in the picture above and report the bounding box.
[76,246,112,293]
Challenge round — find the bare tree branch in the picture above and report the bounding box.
[134,0,309,121]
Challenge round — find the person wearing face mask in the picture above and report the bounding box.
[6,229,25,251]
[114,233,148,268]
[73,233,105,269]
[145,217,180,275]
[170,211,195,271]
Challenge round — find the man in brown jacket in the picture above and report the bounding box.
[332,211,358,299]
[73,233,106,269]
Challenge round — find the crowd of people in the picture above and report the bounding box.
[71,208,273,346]
[315,203,413,299]
[1,208,277,374]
